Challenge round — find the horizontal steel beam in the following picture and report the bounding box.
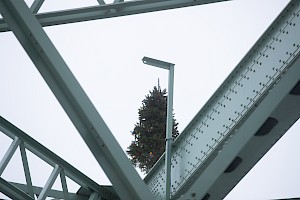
[10,182,88,200]
[144,0,300,199]
[0,0,229,32]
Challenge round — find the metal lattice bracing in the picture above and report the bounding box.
[0,116,119,200]
[0,1,230,199]
[144,1,300,199]
[0,0,156,199]
[0,0,299,199]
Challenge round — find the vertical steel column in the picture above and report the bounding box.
[19,141,34,198]
[0,1,154,199]
[59,169,70,200]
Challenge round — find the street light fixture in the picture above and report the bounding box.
[142,56,175,200]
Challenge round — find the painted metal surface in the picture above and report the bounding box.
[165,64,174,200]
[0,0,299,199]
[0,0,229,32]
[60,169,70,200]
[144,1,300,199]
[30,0,45,14]
[19,141,34,198]
[142,56,175,200]
[0,116,119,200]
[10,182,91,200]
[0,137,21,175]
[0,1,154,199]
[0,178,34,200]
[38,165,61,200]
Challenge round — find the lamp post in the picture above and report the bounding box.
[142,56,174,200]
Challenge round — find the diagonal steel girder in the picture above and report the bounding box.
[0,178,34,200]
[144,1,300,199]
[0,1,154,199]
[0,0,230,32]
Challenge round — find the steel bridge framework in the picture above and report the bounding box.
[0,0,299,199]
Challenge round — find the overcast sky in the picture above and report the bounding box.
[1,0,299,199]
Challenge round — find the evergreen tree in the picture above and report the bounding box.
[127,85,179,173]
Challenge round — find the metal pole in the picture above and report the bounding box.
[142,57,175,200]
[165,64,174,200]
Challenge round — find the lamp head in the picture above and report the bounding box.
[142,56,174,70]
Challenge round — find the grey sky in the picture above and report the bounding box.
[1,0,299,199]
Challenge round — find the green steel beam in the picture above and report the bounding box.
[0,1,153,199]
[30,0,45,14]
[97,0,106,5]
[144,1,300,199]
[0,117,119,200]
[0,178,34,200]
[38,165,61,200]
[60,169,70,200]
[19,141,35,198]
[89,192,101,200]
[0,137,21,175]
[10,182,88,200]
[0,0,230,32]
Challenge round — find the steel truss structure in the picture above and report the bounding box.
[0,0,299,199]
[0,116,119,200]
[0,0,229,32]
[145,1,300,199]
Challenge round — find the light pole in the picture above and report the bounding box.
[142,56,174,200]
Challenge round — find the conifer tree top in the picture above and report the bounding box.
[127,85,179,173]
